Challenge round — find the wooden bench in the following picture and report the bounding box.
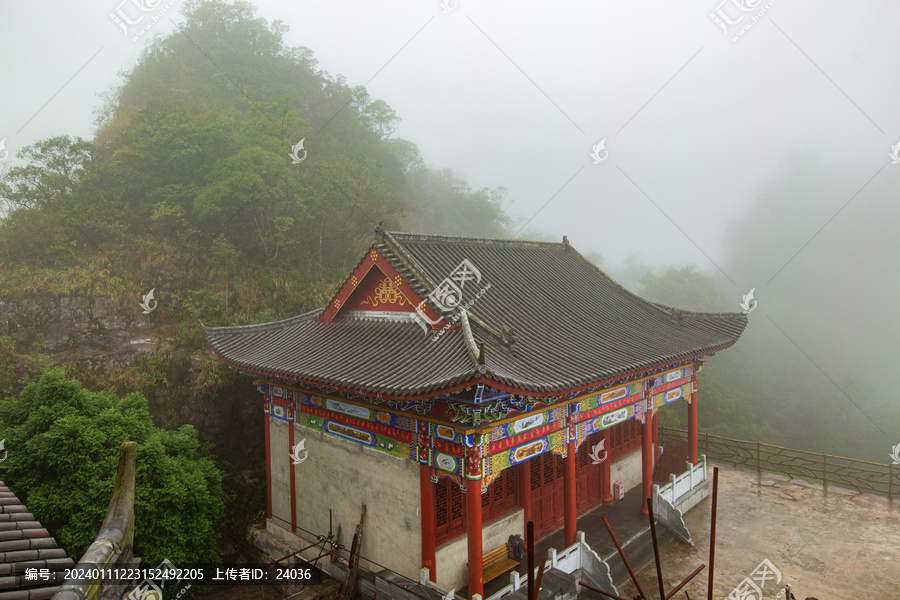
[481,545,520,584]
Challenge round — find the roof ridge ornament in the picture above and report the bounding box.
[456,309,483,369]
[501,324,519,351]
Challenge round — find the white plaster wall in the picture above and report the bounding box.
[269,418,292,529]
[611,449,643,494]
[268,420,422,581]
[434,507,524,591]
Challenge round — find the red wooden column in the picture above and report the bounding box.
[652,411,659,470]
[518,460,532,523]
[264,397,272,519]
[640,413,653,516]
[288,418,297,533]
[420,465,437,581]
[564,440,577,547]
[688,377,699,465]
[600,428,613,504]
[465,444,484,599]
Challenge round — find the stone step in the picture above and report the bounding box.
[604,524,676,589]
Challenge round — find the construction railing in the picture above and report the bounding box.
[659,427,900,502]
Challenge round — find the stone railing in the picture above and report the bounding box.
[52,442,139,600]
[484,532,614,600]
[655,455,707,506]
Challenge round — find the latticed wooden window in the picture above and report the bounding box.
[504,467,517,511]
[434,467,518,545]
[609,418,642,460]
[578,433,593,468]
[435,479,465,544]
[482,467,518,521]
[543,454,555,485]
[577,431,605,470]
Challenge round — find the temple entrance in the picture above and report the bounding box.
[529,451,565,539]
[528,421,643,539]
[529,432,604,539]
[576,430,603,512]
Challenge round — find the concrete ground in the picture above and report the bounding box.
[613,462,900,600]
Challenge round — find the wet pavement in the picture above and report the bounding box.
[614,462,900,600]
[535,483,654,562]
[476,482,669,600]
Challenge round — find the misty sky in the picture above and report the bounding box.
[1,1,899,285]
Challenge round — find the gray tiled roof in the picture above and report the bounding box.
[0,483,73,599]
[206,232,747,398]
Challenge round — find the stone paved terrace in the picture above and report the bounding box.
[611,462,900,600]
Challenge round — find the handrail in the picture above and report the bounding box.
[52,442,137,600]
[659,427,900,501]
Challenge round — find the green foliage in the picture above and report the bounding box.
[634,264,729,313]
[0,136,93,213]
[0,369,224,566]
[620,259,890,462]
[0,336,17,411]
[219,459,267,543]
[0,0,512,333]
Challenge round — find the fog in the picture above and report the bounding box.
[1,1,899,455]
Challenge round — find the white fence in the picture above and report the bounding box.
[482,532,613,600]
[656,455,707,507]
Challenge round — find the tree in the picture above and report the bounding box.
[0,369,224,567]
[0,136,93,213]
[636,264,729,313]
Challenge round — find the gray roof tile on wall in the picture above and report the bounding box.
[0,484,73,599]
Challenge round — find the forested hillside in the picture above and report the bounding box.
[0,0,511,332]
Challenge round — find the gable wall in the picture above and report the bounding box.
[269,418,422,580]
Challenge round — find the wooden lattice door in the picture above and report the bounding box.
[529,452,565,539]
[576,431,603,512]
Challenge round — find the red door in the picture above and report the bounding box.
[576,431,603,513]
[529,452,565,539]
